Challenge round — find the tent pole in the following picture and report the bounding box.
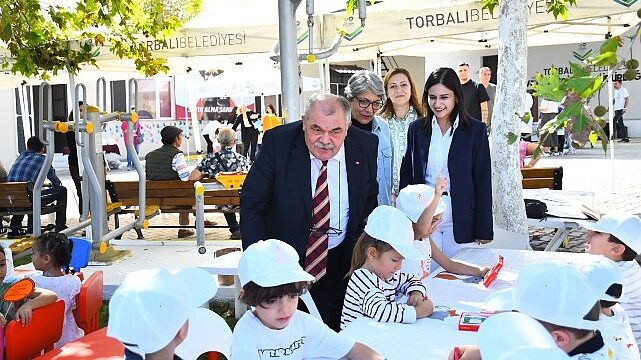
[278,0,302,123]
[607,71,615,194]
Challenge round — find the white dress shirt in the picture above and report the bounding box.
[310,145,349,249]
[424,115,459,193]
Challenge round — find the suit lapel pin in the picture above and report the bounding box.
[355,161,360,165]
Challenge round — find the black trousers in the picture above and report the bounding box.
[68,154,83,214]
[10,186,67,233]
[241,128,259,161]
[300,240,349,332]
[203,134,214,154]
[614,110,629,139]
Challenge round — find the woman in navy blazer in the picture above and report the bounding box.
[400,67,493,257]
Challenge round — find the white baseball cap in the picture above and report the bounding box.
[396,184,447,223]
[479,312,569,360]
[364,205,420,260]
[581,212,641,254]
[485,262,601,330]
[107,267,219,354]
[238,239,314,287]
[574,256,623,302]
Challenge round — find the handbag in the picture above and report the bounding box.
[524,199,547,219]
[135,132,144,145]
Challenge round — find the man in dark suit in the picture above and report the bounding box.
[241,93,379,331]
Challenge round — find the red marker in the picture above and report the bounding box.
[453,346,461,360]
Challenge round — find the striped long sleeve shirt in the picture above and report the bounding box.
[341,268,426,330]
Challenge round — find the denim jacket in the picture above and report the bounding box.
[372,116,393,206]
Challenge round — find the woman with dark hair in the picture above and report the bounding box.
[399,67,493,258]
[380,68,425,197]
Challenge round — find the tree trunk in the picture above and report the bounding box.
[491,0,528,237]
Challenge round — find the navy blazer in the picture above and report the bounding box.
[399,117,493,243]
[240,121,379,265]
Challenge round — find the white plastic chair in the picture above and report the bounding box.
[175,307,233,360]
[300,291,322,320]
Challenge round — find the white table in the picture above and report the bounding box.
[340,248,597,359]
[524,189,595,251]
[198,250,246,319]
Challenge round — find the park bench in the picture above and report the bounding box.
[0,182,62,234]
[521,166,563,190]
[105,179,240,238]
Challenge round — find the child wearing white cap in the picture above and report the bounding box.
[583,212,641,351]
[396,182,489,282]
[448,312,570,360]
[231,239,382,360]
[340,205,432,330]
[577,257,640,360]
[107,267,221,360]
[485,262,614,359]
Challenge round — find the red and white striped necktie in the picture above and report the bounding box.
[304,160,330,280]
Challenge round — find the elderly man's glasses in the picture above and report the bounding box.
[357,98,383,111]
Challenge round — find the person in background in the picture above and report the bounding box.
[64,102,84,213]
[613,80,630,143]
[538,97,561,155]
[457,62,489,124]
[145,126,215,238]
[190,128,248,240]
[232,104,260,162]
[379,68,425,199]
[344,70,392,206]
[478,67,496,129]
[519,140,549,168]
[400,67,493,257]
[201,116,224,155]
[121,116,142,171]
[7,136,68,238]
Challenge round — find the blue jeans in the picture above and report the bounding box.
[126,143,139,168]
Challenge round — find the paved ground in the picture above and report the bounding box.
[6,138,641,299]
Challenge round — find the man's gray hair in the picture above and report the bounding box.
[344,70,386,103]
[303,93,351,125]
[479,66,491,74]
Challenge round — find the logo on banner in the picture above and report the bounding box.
[573,43,594,61]
[613,0,638,7]
[337,16,363,41]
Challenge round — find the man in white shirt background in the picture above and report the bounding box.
[614,80,630,143]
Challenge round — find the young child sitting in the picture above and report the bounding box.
[583,212,641,350]
[485,262,614,359]
[108,267,220,360]
[341,205,432,330]
[0,244,57,326]
[28,233,84,348]
[448,312,570,360]
[578,257,640,360]
[396,182,489,281]
[231,239,382,359]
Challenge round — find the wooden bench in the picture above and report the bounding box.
[105,180,240,238]
[0,182,62,234]
[521,166,563,190]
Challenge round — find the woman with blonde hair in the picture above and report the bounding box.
[380,68,425,197]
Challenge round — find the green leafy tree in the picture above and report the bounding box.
[0,0,201,79]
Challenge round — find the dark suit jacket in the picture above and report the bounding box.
[399,117,493,244]
[241,121,379,266]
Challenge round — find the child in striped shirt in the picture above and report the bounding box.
[341,206,432,330]
[583,212,641,355]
